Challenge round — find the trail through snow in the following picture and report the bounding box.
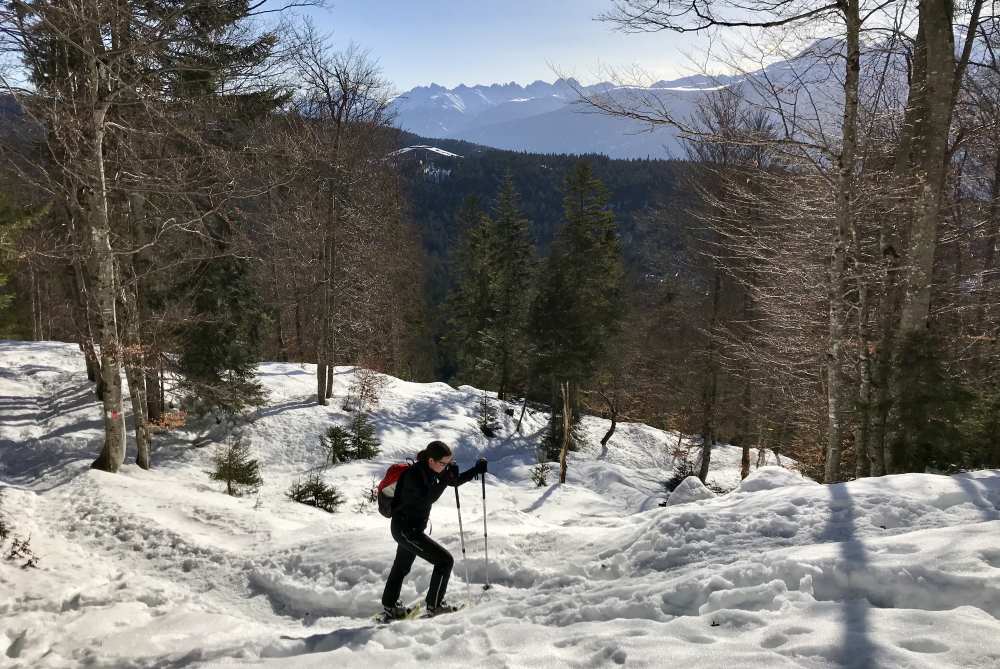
[2,341,1000,668]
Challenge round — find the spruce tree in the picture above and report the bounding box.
[348,413,380,460]
[179,255,267,415]
[890,331,973,472]
[446,178,535,398]
[0,193,22,317]
[531,162,625,477]
[446,196,495,388]
[287,474,344,513]
[488,175,536,399]
[209,438,263,496]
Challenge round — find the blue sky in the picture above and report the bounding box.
[291,0,707,92]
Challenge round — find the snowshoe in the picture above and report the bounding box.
[376,601,420,624]
[422,602,462,618]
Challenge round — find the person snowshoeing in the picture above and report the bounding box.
[380,440,486,620]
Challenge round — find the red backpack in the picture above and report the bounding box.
[377,463,411,518]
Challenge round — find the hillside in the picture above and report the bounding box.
[2,340,1000,668]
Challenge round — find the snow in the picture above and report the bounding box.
[665,476,716,506]
[389,145,462,158]
[738,466,817,493]
[3,340,1000,668]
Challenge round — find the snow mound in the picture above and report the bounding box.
[665,476,716,506]
[738,466,817,492]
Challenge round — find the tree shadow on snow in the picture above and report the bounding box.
[523,483,561,513]
[952,473,1000,521]
[253,396,319,420]
[270,625,381,657]
[819,484,879,669]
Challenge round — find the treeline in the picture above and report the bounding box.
[393,139,685,374]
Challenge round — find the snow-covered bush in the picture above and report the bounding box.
[286,474,344,513]
[208,438,263,496]
[737,466,814,492]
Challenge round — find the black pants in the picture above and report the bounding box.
[381,523,455,608]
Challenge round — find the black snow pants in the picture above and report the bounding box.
[381,521,455,609]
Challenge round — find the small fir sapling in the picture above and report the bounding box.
[286,474,344,513]
[530,462,553,487]
[208,438,263,496]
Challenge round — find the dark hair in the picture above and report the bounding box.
[417,440,452,462]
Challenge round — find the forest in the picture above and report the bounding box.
[1,0,999,485]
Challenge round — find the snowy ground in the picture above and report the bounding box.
[2,341,1000,668]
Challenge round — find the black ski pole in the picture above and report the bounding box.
[454,486,472,604]
[481,469,491,591]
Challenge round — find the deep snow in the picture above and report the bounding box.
[2,340,1000,668]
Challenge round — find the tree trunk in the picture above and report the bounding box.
[317,186,335,405]
[558,380,571,484]
[119,278,150,469]
[598,391,617,450]
[698,269,721,483]
[881,1,958,473]
[69,261,101,386]
[145,363,162,424]
[897,0,956,333]
[88,108,127,472]
[738,379,753,480]
[824,0,860,484]
[855,285,874,479]
[515,392,529,434]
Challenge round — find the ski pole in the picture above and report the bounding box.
[454,486,472,605]
[481,469,491,591]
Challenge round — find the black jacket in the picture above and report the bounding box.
[391,460,478,532]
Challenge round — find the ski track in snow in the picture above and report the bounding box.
[2,341,1000,668]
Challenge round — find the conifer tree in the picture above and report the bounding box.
[446,178,535,398]
[488,176,536,399]
[0,193,23,317]
[446,196,494,387]
[209,438,263,497]
[531,162,624,481]
[178,255,267,415]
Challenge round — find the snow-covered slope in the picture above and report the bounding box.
[3,340,1000,668]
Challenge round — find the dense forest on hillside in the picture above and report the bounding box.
[392,133,691,376]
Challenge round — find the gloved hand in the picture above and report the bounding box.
[475,458,488,475]
[444,462,459,482]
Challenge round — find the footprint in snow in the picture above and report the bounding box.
[897,638,949,654]
[980,550,1000,569]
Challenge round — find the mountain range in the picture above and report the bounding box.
[389,75,735,160]
[389,38,922,159]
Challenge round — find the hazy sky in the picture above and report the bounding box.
[293,0,712,92]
